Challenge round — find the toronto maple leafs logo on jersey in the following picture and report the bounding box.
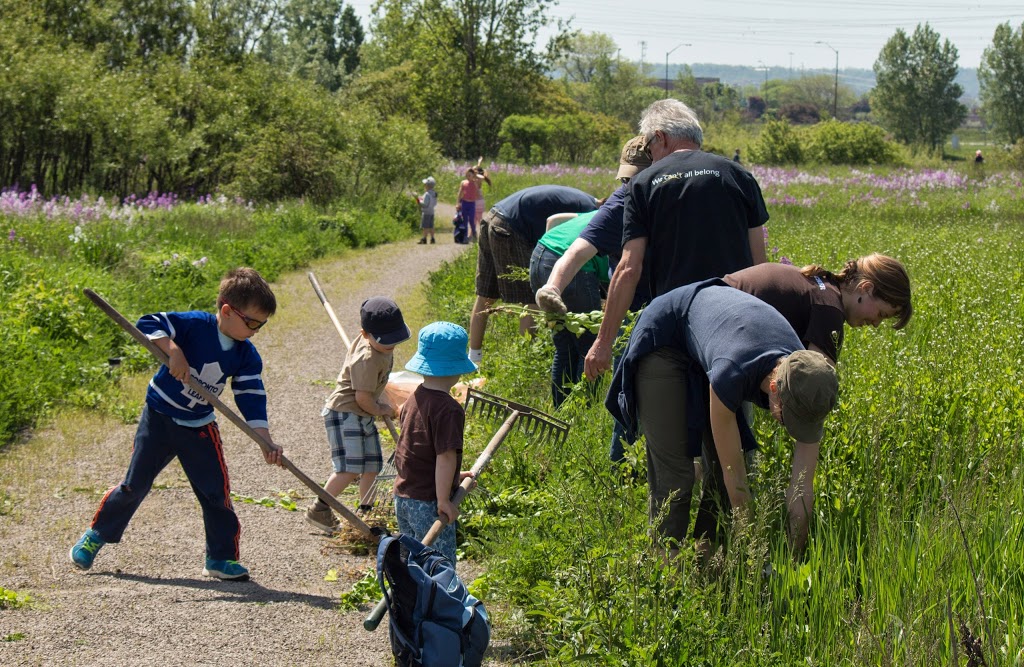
[182,362,225,409]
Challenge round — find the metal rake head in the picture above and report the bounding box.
[464,388,570,446]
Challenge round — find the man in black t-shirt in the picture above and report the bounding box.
[584,99,769,380]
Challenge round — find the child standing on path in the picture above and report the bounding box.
[305,297,411,533]
[394,322,477,564]
[417,176,438,245]
[457,168,482,242]
[69,267,284,581]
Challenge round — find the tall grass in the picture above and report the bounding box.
[426,167,1024,664]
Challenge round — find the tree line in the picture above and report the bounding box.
[2,1,1024,201]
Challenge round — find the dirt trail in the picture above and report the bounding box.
[0,205,502,667]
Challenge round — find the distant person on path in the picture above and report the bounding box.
[472,164,492,233]
[70,268,284,581]
[457,168,482,242]
[607,279,838,556]
[975,150,984,165]
[584,99,769,381]
[417,176,438,245]
[733,148,741,163]
[469,185,598,364]
[394,322,478,564]
[304,297,411,534]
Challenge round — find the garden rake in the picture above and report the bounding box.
[363,386,570,631]
[82,289,376,541]
[307,272,400,509]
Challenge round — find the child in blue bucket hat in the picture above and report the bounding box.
[393,322,478,564]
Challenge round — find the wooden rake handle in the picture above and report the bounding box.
[306,272,402,444]
[83,288,373,538]
[363,409,520,632]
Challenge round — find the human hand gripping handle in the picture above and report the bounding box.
[364,409,520,632]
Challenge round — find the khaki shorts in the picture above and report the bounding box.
[475,210,535,304]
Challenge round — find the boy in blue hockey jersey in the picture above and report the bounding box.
[69,267,284,581]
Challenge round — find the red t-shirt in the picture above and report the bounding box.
[394,385,465,501]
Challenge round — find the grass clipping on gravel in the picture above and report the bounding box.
[326,506,396,556]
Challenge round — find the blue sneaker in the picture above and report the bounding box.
[69,529,105,570]
[202,558,250,581]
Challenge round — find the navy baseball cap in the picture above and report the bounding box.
[360,297,411,346]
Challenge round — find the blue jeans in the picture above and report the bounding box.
[529,245,602,407]
[395,496,457,564]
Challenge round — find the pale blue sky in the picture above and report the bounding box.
[346,0,1023,72]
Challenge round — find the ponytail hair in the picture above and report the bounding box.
[801,253,912,329]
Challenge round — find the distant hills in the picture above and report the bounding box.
[664,63,980,104]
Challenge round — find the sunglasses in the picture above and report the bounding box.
[225,302,267,331]
[642,133,658,158]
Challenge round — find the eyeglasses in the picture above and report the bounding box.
[225,302,267,331]
[642,133,658,158]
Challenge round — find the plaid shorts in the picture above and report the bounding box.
[394,496,457,564]
[322,408,383,474]
[475,210,535,304]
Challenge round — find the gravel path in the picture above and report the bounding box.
[0,206,507,667]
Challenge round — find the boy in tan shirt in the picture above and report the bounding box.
[305,297,410,533]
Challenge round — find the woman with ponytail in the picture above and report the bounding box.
[723,253,912,363]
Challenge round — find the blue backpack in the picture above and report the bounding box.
[376,532,490,667]
[452,211,470,244]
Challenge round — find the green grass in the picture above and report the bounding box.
[425,165,1024,665]
[0,197,419,445]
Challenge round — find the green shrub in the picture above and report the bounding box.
[805,119,900,165]
[749,119,804,165]
[498,115,553,163]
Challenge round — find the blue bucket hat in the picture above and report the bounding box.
[405,322,477,377]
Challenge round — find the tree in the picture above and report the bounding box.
[273,0,364,91]
[979,21,1024,145]
[363,0,568,157]
[775,74,856,119]
[872,23,966,151]
[554,32,617,83]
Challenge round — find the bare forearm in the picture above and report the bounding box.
[594,267,638,347]
[547,239,598,293]
[355,391,389,417]
[786,442,820,553]
[749,226,767,265]
[435,451,458,502]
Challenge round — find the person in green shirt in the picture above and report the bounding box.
[529,211,609,407]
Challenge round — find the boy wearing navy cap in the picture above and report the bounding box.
[305,297,411,533]
[394,322,477,564]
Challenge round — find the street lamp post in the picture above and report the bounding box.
[665,43,691,95]
[816,40,839,118]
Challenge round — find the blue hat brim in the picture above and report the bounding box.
[405,354,477,377]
